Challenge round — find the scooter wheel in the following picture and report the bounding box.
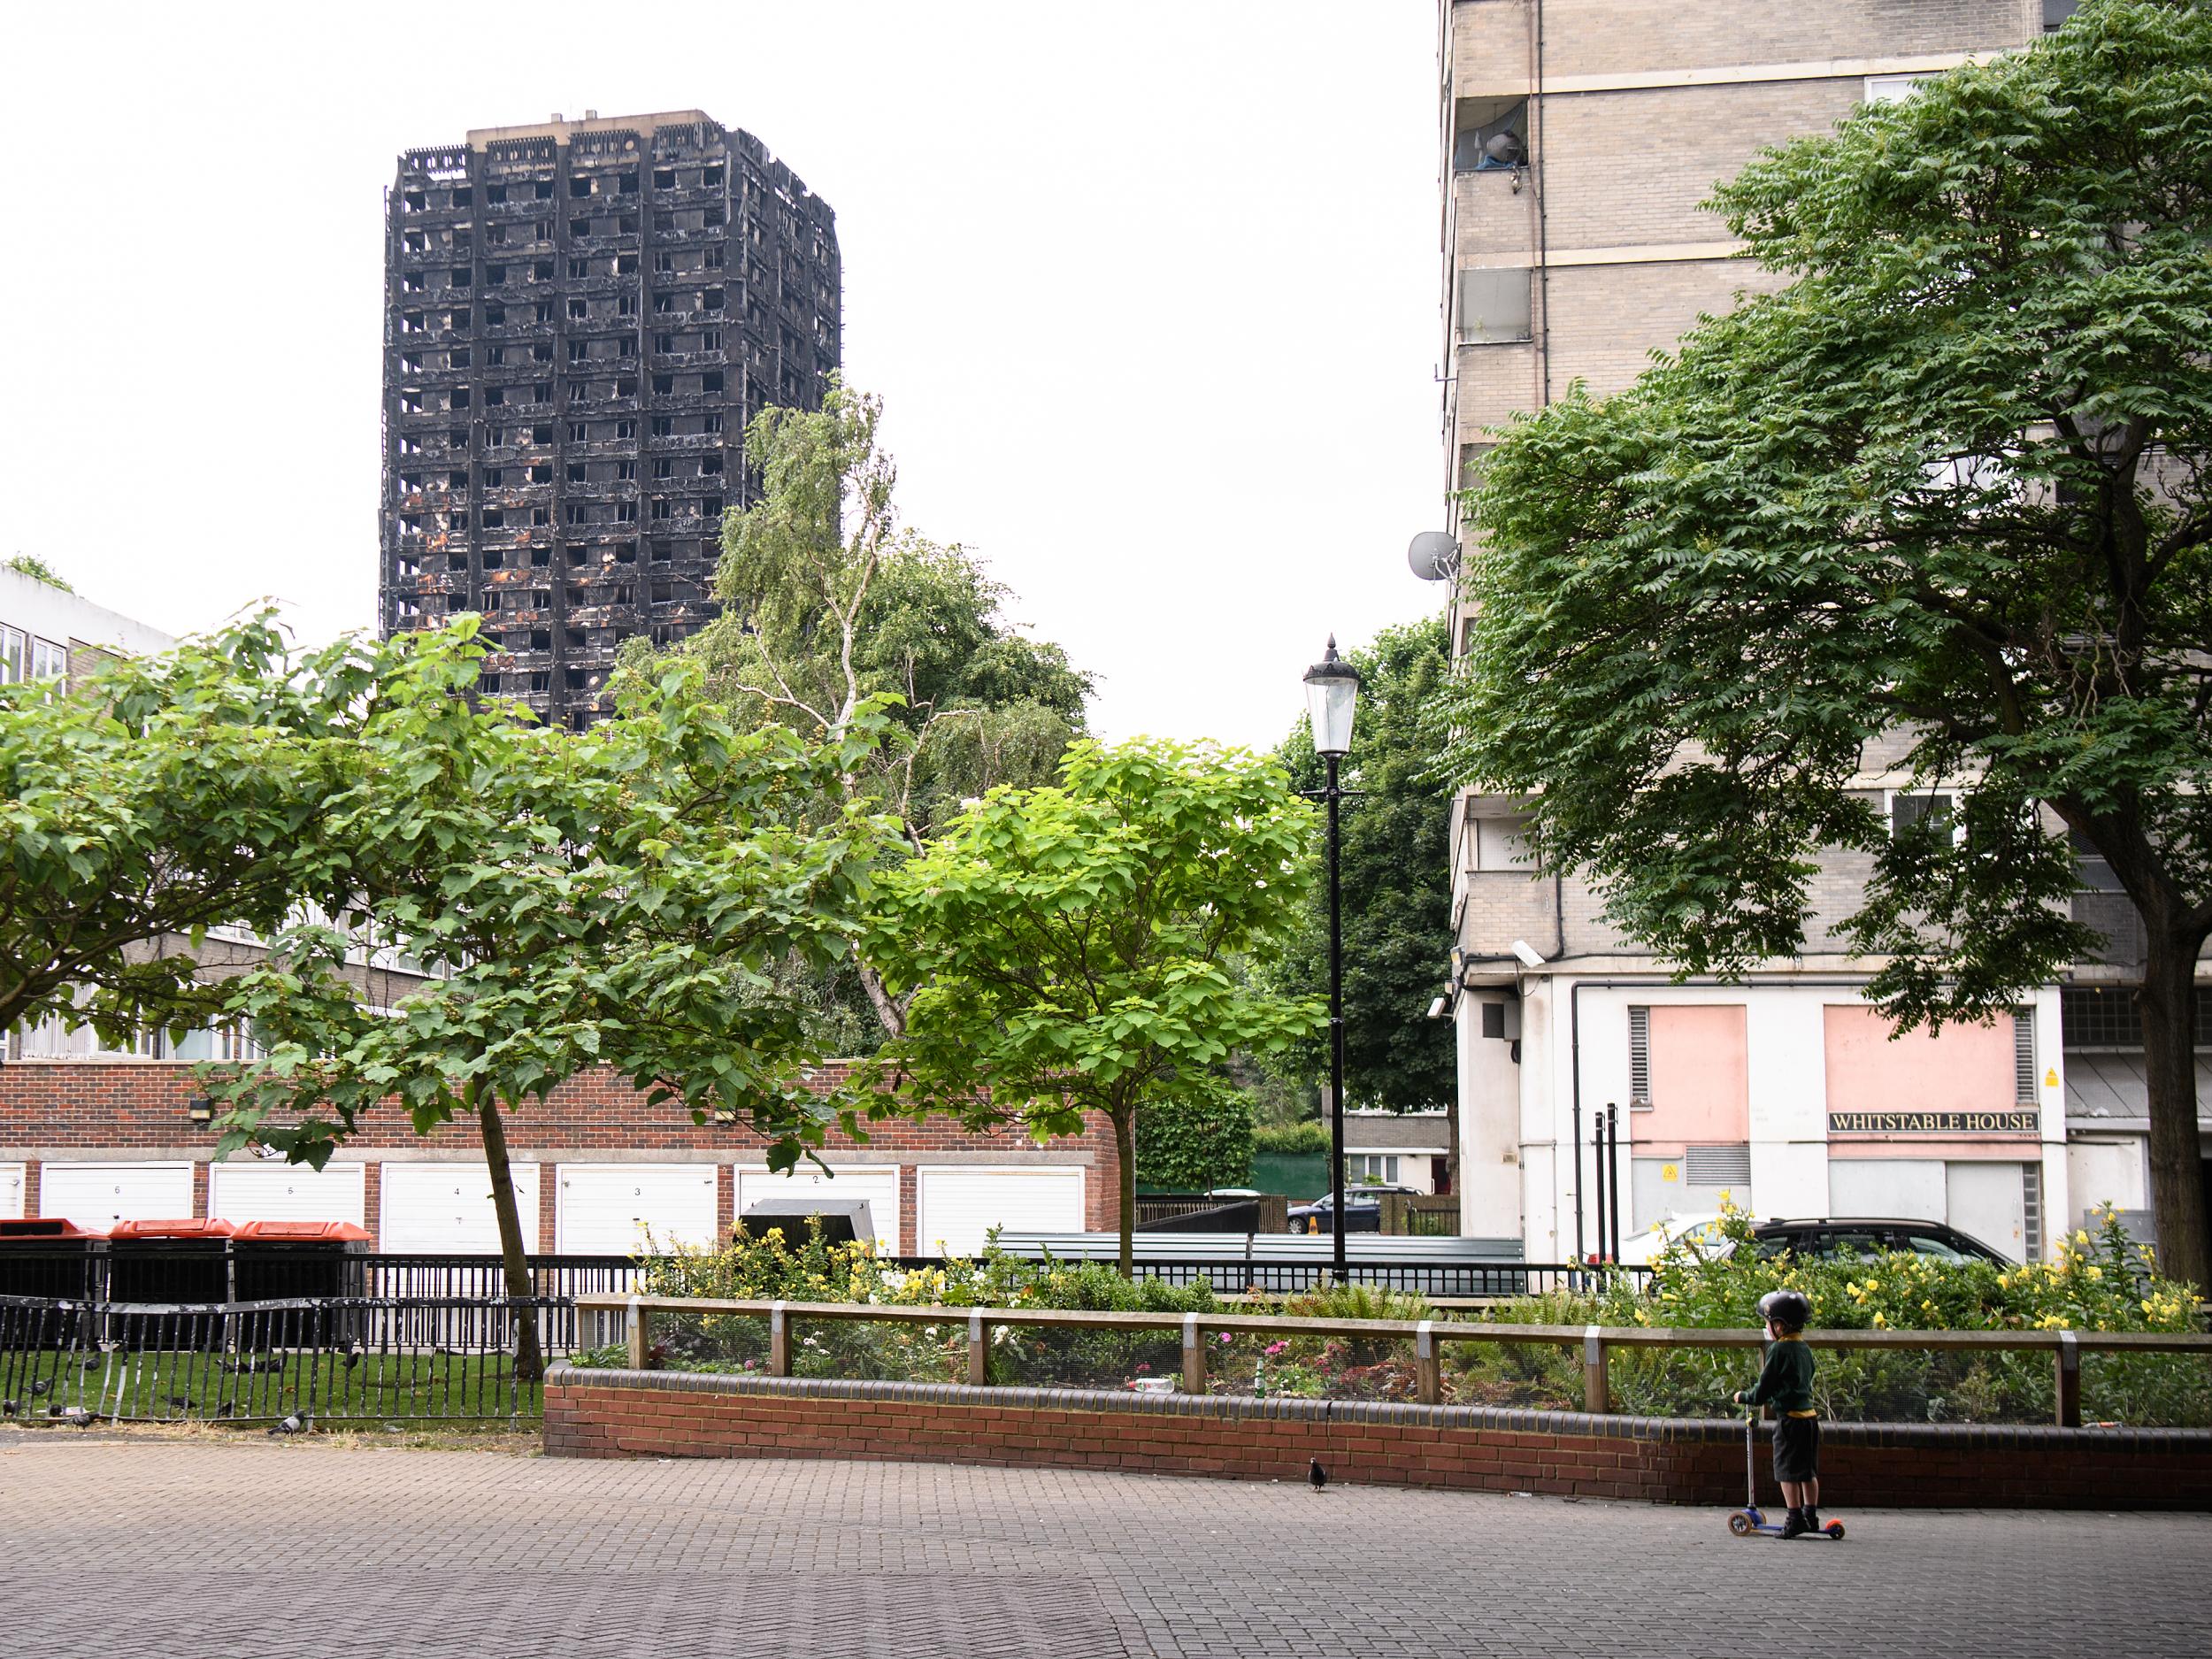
[1727,1512,1754,1537]
[1825,1521,1846,1540]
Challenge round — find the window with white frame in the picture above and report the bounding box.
[1469,814,1536,872]
[1345,1155,1401,1185]
[0,625,23,684]
[165,1021,269,1063]
[1863,74,1926,104]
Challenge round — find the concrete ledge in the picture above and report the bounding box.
[543,1364,2212,1509]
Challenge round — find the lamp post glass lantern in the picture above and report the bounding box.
[1302,636,1361,1279]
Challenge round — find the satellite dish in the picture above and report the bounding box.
[1408,530,1459,582]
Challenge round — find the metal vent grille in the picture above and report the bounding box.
[2014,1010,2038,1105]
[2022,1163,2043,1263]
[1685,1143,1751,1187]
[1628,1007,1651,1108]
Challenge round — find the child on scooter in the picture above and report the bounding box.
[1733,1288,1823,1538]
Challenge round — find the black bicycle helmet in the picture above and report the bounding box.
[1758,1289,1812,1333]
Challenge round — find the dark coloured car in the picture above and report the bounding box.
[1286,1186,1420,1235]
[1747,1217,2009,1266]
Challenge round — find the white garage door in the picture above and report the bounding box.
[1827,1159,1947,1222]
[916,1166,1084,1256]
[378,1162,541,1254]
[734,1164,899,1248]
[39,1162,194,1227]
[1947,1161,2028,1263]
[0,1164,23,1220]
[209,1161,366,1227]
[2067,1140,2145,1225]
[556,1164,718,1254]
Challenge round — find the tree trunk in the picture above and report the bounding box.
[1113,1105,1137,1280]
[2139,932,2209,1291]
[475,1087,544,1383]
[856,960,907,1041]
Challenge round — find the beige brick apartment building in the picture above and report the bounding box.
[1429,2,2204,1265]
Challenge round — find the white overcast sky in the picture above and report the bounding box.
[0,1,1446,751]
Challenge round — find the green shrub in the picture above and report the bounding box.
[1441,1203,2210,1425]
[1251,1121,1329,1156]
[1136,1093,1256,1190]
[615,1204,2208,1425]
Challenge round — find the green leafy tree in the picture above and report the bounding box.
[679,380,1093,1040]
[1437,2,2212,1284]
[866,741,1323,1273]
[1265,617,1456,1140]
[206,630,893,1377]
[1,615,409,1042]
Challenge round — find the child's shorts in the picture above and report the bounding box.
[1772,1414,1820,1483]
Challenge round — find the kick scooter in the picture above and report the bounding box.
[1727,1413,1845,1540]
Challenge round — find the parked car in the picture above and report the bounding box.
[1286,1186,1420,1235]
[1747,1217,2009,1266]
[1617,1211,1730,1266]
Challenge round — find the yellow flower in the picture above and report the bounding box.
[2085,1264,2102,1280]
[1863,1278,1882,1294]
[1870,1312,1889,1328]
[1996,1272,2012,1289]
[2076,1229,2091,1247]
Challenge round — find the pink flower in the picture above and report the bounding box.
[1263,1341,1288,1358]
[1134,1362,1151,1374]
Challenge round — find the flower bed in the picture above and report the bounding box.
[574,1207,2212,1427]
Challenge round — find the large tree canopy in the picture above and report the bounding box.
[208,627,892,1374]
[864,740,1322,1273]
[680,381,1094,1042]
[1,616,415,1043]
[1438,1,2212,1283]
[692,380,1091,840]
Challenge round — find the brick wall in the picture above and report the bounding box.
[544,1366,2212,1510]
[1452,0,2038,91]
[0,1062,1121,1243]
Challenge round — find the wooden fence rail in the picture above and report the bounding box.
[574,1294,2212,1428]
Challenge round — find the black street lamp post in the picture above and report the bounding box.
[1302,636,1362,1282]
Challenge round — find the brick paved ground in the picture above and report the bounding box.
[0,1434,2206,1657]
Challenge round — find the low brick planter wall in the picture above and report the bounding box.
[544,1364,2212,1510]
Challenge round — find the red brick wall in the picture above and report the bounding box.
[1,1062,1120,1246]
[542,1370,2212,1512]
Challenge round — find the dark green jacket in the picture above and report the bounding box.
[1743,1335,1817,1414]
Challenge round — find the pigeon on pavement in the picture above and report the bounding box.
[1309,1458,1328,1492]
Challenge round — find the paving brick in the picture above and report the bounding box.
[0,1435,2203,1657]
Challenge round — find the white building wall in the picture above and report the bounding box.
[1455,992,1523,1235]
[1497,976,2067,1262]
[0,565,174,660]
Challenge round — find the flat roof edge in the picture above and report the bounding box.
[465,111,717,149]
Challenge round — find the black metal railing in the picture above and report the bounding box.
[0,1294,568,1425]
[0,1251,644,1307]
[883,1255,1650,1299]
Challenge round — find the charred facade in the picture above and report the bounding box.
[380,111,840,727]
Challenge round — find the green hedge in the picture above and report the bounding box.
[1251,1121,1330,1156]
